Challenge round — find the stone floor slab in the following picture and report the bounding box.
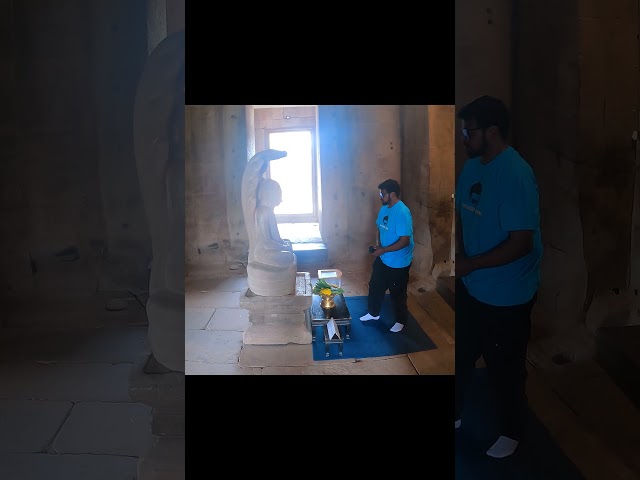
[0,327,148,364]
[238,343,314,367]
[128,356,184,408]
[0,453,138,480]
[526,367,638,480]
[184,330,243,364]
[408,346,454,375]
[205,308,249,332]
[0,363,132,402]
[185,308,215,330]
[0,400,72,452]
[53,402,152,456]
[540,360,640,475]
[185,276,248,293]
[137,436,185,480]
[261,356,418,374]
[410,290,454,344]
[242,322,311,345]
[185,291,241,309]
[96,298,149,327]
[185,361,261,375]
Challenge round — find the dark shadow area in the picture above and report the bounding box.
[456,368,584,480]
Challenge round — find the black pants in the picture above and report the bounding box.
[367,257,411,325]
[455,277,536,440]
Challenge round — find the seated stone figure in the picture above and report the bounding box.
[254,179,294,267]
[241,150,297,296]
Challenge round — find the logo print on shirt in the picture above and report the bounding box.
[469,182,482,206]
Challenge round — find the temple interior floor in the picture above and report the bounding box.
[185,264,455,375]
[0,295,154,479]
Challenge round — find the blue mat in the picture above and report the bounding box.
[311,294,437,361]
[456,368,585,480]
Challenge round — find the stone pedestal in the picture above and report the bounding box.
[240,272,313,345]
[129,355,185,480]
[247,261,297,296]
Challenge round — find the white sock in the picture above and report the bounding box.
[486,435,519,458]
[359,313,380,321]
[455,419,461,429]
[390,322,404,332]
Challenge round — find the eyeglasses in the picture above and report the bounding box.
[379,192,388,198]
[462,127,483,140]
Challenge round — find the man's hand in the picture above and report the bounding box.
[372,246,385,258]
[455,255,477,277]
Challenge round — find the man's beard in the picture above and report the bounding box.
[465,134,488,158]
[381,200,389,206]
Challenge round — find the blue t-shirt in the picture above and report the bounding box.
[455,146,543,306]
[377,200,414,268]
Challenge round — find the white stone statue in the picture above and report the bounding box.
[241,149,297,296]
[133,31,185,373]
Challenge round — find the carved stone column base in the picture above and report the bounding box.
[240,272,312,345]
[129,354,184,480]
[146,292,185,372]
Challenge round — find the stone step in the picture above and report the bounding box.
[292,242,328,267]
[526,365,639,480]
[410,288,455,344]
[531,358,640,478]
[435,275,455,311]
[595,325,640,410]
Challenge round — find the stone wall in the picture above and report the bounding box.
[401,105,455,275]
[455,0,513,180]
[577,0,639,329]
[317,105,403,268]
[0,1,151,321]
[456,0,640,335]
[514,0,639,333]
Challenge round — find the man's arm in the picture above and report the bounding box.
[456,229,533,277]
[469,230,533,270]
[374,236,410,257]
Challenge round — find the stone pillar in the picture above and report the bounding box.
[133,31,185,373]
[131,30,185,480]
[92,0,151,293]
[629,143,640,326]
[129,358,184,480]
[223,105,251,262]
[146,0,185,55]
[146,0,167,55]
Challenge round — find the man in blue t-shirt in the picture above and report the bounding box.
[455,96,543,459]
[359,179,414,333]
